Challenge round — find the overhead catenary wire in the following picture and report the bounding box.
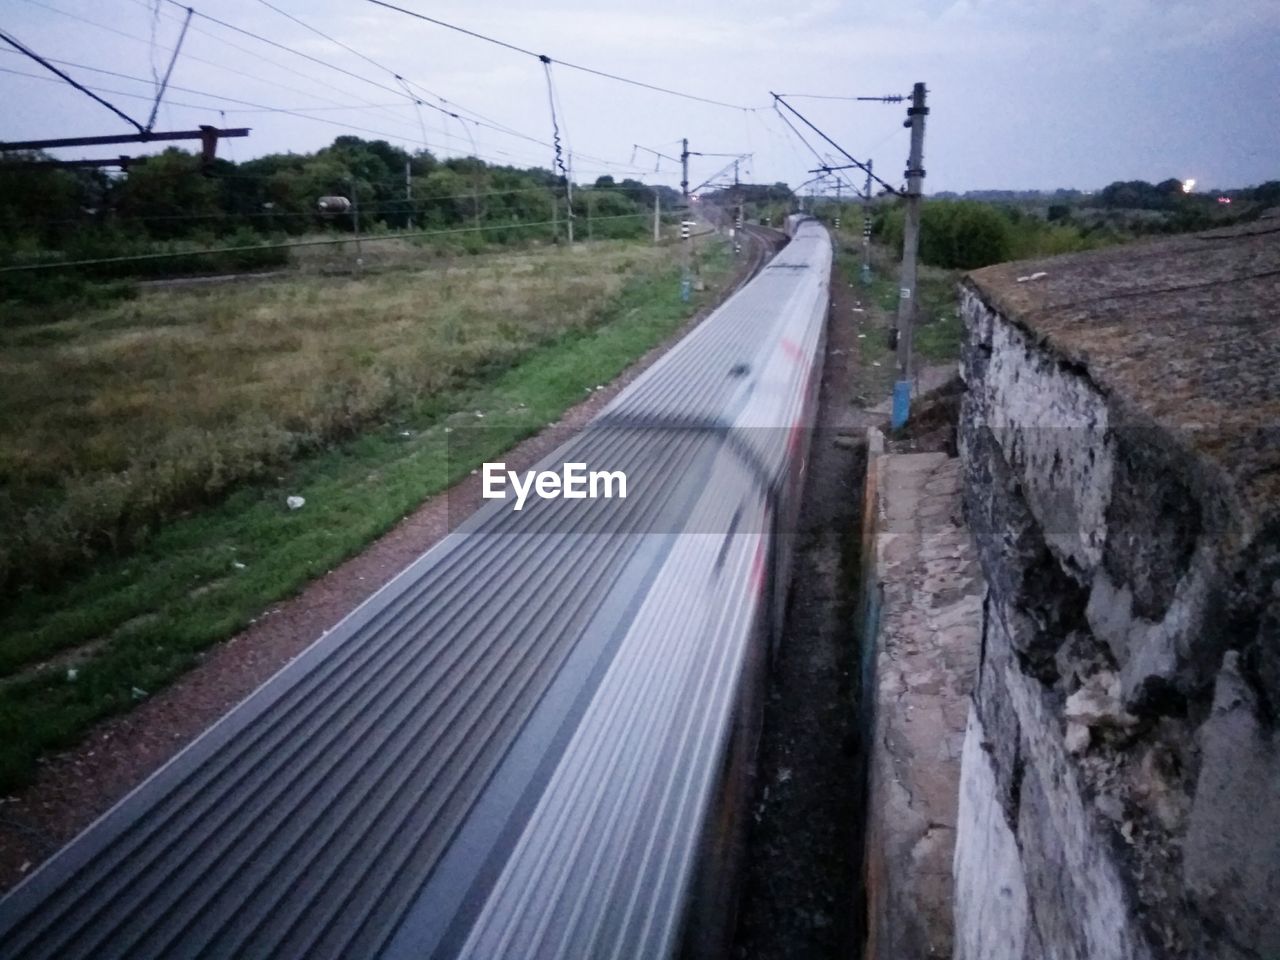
[160,0,411,105]
[0,53,449,150]
[6,0,710,180]
[773,92,908,102]
[249,0,544,153]
[772,93,902,196]
[0,52,574,167]
[18,0,415,117]
[770,103,861,197]
[248,0,492,145]
[125,0,430,130]
[0,27,145,132]
[6,0,805,189]
[364,0,764,112]
[159,0,602,165]
[541,57,573,230]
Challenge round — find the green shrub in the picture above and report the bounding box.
[877,200,1013,270]
[875,199,1116,269]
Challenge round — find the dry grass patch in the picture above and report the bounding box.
[0,241,674,590]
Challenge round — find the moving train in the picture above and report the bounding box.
[0,218,833,960]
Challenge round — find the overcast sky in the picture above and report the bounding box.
[2,0,1277,194]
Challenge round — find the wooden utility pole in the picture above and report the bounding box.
[653,192,661,244]
[892,82,928,430]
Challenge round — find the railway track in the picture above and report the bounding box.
[0,218,832,960]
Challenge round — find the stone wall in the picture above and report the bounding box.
[953,222,1280,959]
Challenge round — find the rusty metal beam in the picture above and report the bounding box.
[0,126,249,152]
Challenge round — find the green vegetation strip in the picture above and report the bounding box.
[831,237,961,402]
[0,241,732,792]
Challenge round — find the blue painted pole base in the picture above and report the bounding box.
[891,380,911,431]
[860,263,872,285]
[680,278,692,302]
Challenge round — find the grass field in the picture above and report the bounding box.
[832,234,961,400]
[0,236,734,790]
[1,241,674,592]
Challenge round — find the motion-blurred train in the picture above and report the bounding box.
[0,218,833,960]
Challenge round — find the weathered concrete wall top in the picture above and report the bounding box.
[955,219,1280,959]
[964,219,1280,711]
[966,218,1280,522]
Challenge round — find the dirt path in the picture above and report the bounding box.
[729,242,962,957]
[730,238,874,958]
[0,230,783,894]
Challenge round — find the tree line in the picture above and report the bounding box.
[0,136,679,276]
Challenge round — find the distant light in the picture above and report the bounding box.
[1217,196,1232,204]
[1181,178,1196,193]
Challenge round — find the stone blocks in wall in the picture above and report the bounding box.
[952,223,1280,960]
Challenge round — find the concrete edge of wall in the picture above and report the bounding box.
[857,430,984,960]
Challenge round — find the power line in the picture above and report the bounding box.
[166,0,513,148]
[120,0,651,176]
[247,0,462,143]
[365,0,763,111]
[161,0,411,105]
[540,57,572,238]
[1,3,670,178]
[176,1,642,173]
[119,0,426,128]
[243,9,559,158]
[771,103,859,196]
[773,92,908,103]
[0,52,434,144]
[19,0,412,116]
[0,51,559,164]
[0,27,144,132]
[0,64,242,114]
[772,93,902,196]
[252,0,394,77]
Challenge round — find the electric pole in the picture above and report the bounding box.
[348,176,363,276]
[892,82,928,430]
[733,159,742,256]
[566,152,575,245]
[680,217,693,301]
[405,158,413,230]
[653,191,661,244]
[681,138,689,201]
[862,159,873,284]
